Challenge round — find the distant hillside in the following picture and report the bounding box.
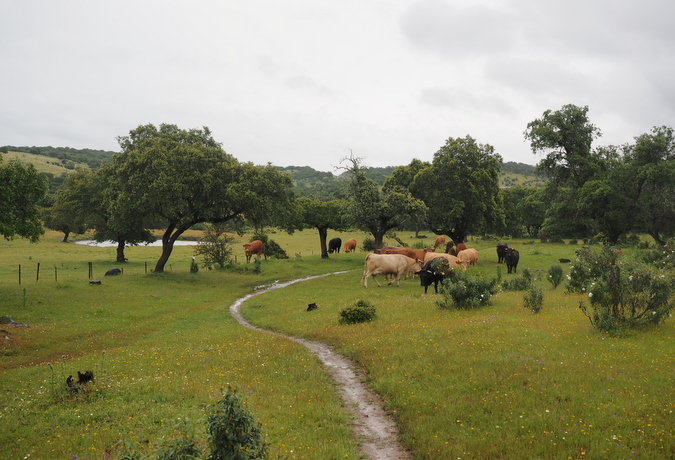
[500,161,545,188]
[1,145,115,170]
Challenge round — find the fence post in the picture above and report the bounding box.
[36,263,40,283]
[18,264,21,285]
[145,262,148,274]
[54,267,58,282]
[88,262,93,280]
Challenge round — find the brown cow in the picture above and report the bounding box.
[361,253,423,287]
[457,248,479,270]
[344,238,357,253]
[455,243,467,254]
[376,246,433,262]
[434,236,446,250]
[243,240,263,264]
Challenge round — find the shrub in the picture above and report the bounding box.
[547,265,564,289]
[437,270,498,310]
[501,268,533,291]
[524,287,544,313]
[574,246,675,333]
[339,300,377,325]
[189,257,199,273]
[207,387,269,460]
[361,237,376,252]
[251,233,288,260]
[194,224,236,269]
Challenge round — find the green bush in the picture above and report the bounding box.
[574,246,675,333]
[361,237,376,252]
[501,268,533,291]
[251,233,288,260]
[194,224,236,269]
[339,300,377,325]
[524,287,544,313]
[436,270,498,310]
[547,265,564,289]
[207,387,269,460]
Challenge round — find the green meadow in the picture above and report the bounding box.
[2,230,674,459]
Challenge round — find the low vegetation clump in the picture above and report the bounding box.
[118,387,269,460]
[194,224,236,269]
[338,300,377,325]
[547,264,564,289]
[501,267,533,291]
[573,246,675,333]
[523,286,544,313]
[436,270,498,310]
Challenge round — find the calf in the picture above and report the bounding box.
[505,248,520,274]
[361,253,423,288]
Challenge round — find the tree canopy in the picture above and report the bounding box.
[0,158,48,242]
[411,135,504,244]
[113,123,294,273]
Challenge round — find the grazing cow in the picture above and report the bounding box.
[458,248,479,270]
[361,254,423,288]
[434,236,446,250]
[417,257,452,294]
[423,251,460,267]
[505,248,520,274]
[344,238,357,253]
[496,242,508,264]
[243,240,264,264]
[455,243,467,254]
[328,237,342,254]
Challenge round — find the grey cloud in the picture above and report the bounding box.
[399,0,517,58]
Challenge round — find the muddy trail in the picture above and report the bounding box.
[229,273,411,460]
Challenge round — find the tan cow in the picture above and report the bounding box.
[457,248,479,270]
[344,238,357,253]
[243,240,263,264]
[423,252,460,268]
[361,253,423,287]
[434,236,446,249]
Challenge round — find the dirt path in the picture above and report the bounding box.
[229,273,411,460]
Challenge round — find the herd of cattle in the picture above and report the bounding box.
[243,236,520,294]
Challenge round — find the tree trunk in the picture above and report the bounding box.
[116,240,126,263]
[154,242,174,273]
[61,231,70,243]
[373,230,386,250]
[318,227,329,258]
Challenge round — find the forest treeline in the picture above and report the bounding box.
[7,103,670,264]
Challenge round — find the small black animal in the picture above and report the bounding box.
[307,302,318,311]
[105,268,122,276]
[559,258,571,263]
[67,370,95,393]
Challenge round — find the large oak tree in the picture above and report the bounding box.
[410,135,503,244]
[114,124,294,273]
[0,158,48,242]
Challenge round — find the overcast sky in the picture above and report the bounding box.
[1,1,673,172]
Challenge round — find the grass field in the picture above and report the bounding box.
[2,230,674,459]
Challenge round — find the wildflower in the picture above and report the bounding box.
[588,292,593,298]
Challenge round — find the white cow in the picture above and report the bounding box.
[361,253,423,287]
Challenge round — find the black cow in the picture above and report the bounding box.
[328,237,342,254]
[496,242,508,264]
[416,257,450,294]
[505,248,520,274]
